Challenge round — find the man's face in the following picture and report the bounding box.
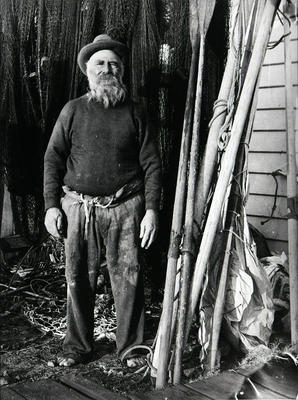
[86,49,123,86]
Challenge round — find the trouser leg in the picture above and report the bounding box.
[61,195,100,359]
[103,194,145,358]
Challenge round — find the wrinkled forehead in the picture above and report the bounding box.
[88,49,122,64]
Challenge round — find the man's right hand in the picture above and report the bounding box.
[44,207,64,238]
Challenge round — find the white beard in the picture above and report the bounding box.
[87,73,127,108]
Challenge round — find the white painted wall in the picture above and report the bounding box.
[247,9,298,254]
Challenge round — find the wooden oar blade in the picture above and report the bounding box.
[189,0,199,48]
[196,0,216,35]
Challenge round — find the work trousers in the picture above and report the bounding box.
[61,191,145,360]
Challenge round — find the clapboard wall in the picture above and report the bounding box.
[246,11,298,254]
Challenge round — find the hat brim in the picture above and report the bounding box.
[77,40,128,75]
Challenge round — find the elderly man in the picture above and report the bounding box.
[44,34,161,366]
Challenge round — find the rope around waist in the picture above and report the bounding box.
[62,179,143,234]
[63,179,143,207]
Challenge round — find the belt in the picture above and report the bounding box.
[63,178,143,208]
[62,179,143,237]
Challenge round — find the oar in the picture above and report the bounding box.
[185,0,281,344]
[283,2,298,352]
[154,16,200,389]
[173,0,216,385]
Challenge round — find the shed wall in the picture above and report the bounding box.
[247,12,298,254]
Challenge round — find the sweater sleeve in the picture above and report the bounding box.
[133,103,162,211]
[43,102,72,210]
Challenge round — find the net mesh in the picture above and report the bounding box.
[24,293,117,341]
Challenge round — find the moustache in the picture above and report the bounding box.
[94,72,118,85]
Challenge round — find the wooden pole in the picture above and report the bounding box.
[283,2,298,352]
[0,178,4,235]
[152,257,181,378]
[154,34,199,389]
[185,0,281,340]
[209,228,233,369]
[173,0,216,385]
[194,35,236,229]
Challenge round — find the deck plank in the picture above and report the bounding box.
[60,374,127,400]
[185,370,290,400]
[186,371,286,400]
[184,371,245,399]
[235,376,290,399]
[130,383,212,399]
[11,379,88,400]
[237,362,298,399]
[0,387,27,400]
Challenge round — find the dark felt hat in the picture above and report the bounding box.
[77,34,128,75]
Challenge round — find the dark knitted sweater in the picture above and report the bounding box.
[44,95,161,211]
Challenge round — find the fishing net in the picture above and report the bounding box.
[24,293,117,341]
[0,235,117,341]
[0,0,105,241]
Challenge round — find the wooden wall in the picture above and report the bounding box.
[246,10,298,254]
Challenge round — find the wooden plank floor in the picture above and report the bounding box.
[185,370,291,400]
[237,362,298,399]
[1,363,297,400]
[60,374,126,400]
[0,379,90,400]
[131,368,297,400]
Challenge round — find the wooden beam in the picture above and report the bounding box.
[0,387,26,400]
[130,383,211,400]
[60,374,126,400]
[283,0,298,352]
[185,370,289,399]
[11,379,87,400]
[237,361,298,399]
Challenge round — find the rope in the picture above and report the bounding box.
[208,99,228,128]
[76,194,115,237]
[222,228,246,244]
[217,102,235,151]
[226,210,241,218]
[120,344,156,378]
[261,170,280,225]
[267,8,291,50]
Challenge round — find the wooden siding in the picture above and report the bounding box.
[247,11,298,255]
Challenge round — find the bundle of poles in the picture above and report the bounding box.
[152,0,285,389]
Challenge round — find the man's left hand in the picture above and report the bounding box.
[140,209,159,249]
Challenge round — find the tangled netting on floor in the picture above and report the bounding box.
[0,236,118,341]
[0,0,229,243]
[24,294,117,341]
[0,236,166,342]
